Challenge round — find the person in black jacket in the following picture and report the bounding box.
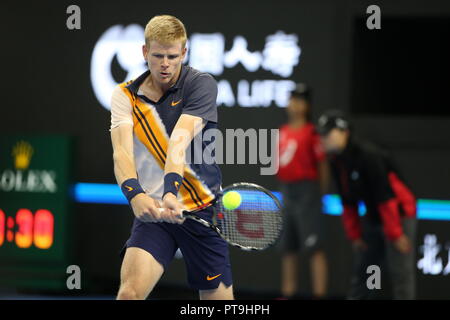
[317,110,417,300]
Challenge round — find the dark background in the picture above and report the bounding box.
[1,0,450,299]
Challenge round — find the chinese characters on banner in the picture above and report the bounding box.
[90,25,302,110]
[417,234,450,275]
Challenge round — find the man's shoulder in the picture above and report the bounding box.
[303,123,318,136]
[119,70,150,95]
[119,79,134,88]
[112,81,134,100]
[182,65,216,89]
[354,137,390,165]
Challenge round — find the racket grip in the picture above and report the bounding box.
[157,207,185,218]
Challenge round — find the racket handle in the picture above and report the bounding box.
[157,207,185,218]
[182,210,191,217]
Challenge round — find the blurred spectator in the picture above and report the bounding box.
[277,84,330,299]
[317,110,417,299]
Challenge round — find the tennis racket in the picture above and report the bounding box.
[161,182,283,251]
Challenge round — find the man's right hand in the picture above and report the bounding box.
[393,234,412,254]
[352,238,368,251]
[130,193,166,223]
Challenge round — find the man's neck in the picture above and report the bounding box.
[338,137,351,155]
[288,118,307,129]
[146,65,182,94]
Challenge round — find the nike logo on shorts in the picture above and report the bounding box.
[206,274,221,281]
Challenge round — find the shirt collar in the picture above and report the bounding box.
[125,65,188,94]
[337,135,357,161]
[125,70,149,95]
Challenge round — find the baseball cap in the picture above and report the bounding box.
[290,83,312,102]
[317,110,351,136]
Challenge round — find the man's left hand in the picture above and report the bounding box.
[162,193,185,224]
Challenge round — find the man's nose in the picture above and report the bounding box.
[161,56,169,68]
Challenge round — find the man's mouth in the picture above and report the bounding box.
[160,72,170,78]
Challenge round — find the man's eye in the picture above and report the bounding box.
[168,55,178,59]
[153,54,163,58]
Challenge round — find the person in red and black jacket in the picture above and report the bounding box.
[317,110,417,300]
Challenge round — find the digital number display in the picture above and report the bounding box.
[0,208,54,250]
[0,209,4,246]
[34,209,54,249]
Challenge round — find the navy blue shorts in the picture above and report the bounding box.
[120,206,233,290]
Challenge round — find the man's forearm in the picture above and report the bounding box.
[162,115,205,199]
[318,160,330,195]
[164,140,186,176]
[164,115,205,176]
[342,205,361,240]
[113,146,138,186]
[378,198,403,241]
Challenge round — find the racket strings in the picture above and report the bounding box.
[216,186,282,250]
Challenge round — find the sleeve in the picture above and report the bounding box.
[378,198,403,241]
[330,160,361,240]
[364,153,403,241]
[342,205,362,240]
[330,160,357,206]
[110,86,133,131]
[182,73,218,123]
[312,131,326,162]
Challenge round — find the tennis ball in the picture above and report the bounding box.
[222,191,242,210]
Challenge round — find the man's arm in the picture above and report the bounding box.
[162,114,206,218]
[317,160,330,195]
[162,73,218,217]
[330,160,363,246]
[109,85,173,223]
[342,205,362,240]
[111,124,137,185]
[312,131,330,195]
[111,124,165,223]
[364,153,411,253]
[164,114,206,176]
[110,86,138,186]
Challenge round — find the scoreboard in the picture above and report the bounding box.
[0,135,73,290]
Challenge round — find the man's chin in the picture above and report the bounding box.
[156,76,172,85]
[325,147,339,155]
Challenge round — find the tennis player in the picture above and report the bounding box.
[110,15,233,300]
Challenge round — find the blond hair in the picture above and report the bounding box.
[144,15,187,48]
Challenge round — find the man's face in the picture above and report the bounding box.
[143,40,187,87]
[321,128,349,153]
[287,96,309,119]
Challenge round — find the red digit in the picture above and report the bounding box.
[33,209,54,249]
[6,216,14,242]
[0,209,4,246]
[235,210,265,238]
[15,209,33,248]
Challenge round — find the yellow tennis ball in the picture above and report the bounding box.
[222,191,242,210]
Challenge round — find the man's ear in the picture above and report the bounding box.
[181,46,187,59]
[344,129,351,139]
[142,44,148,60]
